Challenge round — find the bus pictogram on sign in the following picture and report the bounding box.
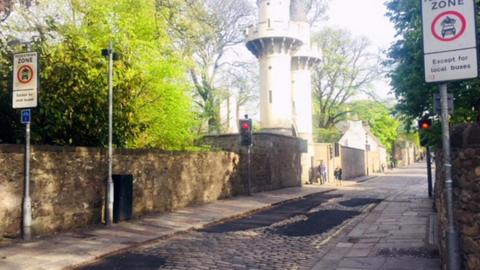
[17,65,34,84]
[431,11,466,42]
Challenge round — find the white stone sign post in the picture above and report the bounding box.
[422,1,477,269]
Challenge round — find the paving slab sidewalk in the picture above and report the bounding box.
[311,164,441,270]
[0,185,337,270]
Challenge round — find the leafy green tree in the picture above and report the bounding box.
[347,100,400,154]
[0,0,196,149]
[313,127,342,143]
[385,0,480,125]
[312,27,381,129]
[159,0,254,134]
[188,0,254,134]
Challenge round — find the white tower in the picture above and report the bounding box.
[246,0,303,135]
[290,2,321,182]
[246,0,321,184]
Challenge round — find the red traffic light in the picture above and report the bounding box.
[418,119,432,129]
[239,119,253,146]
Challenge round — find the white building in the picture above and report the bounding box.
[336,120,388,174]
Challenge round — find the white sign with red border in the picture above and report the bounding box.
[422,0,478,82]
[13,52,38,108]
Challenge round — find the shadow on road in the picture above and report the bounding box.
[78,253,166,270]
[273,209,361,237]
[201,192,343,233]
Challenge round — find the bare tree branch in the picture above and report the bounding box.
[312,28,381,129]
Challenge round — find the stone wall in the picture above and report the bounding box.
[201,132,303,191]
[1,133,304,239]
[367,151,380,174]
[435,124,480,270]
[0,145,241,239]
[394,141,419,167]
[341,146,365,179]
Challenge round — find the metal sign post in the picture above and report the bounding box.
[23,117,31,240]
[440,83,460,270]
[13,49,38,241]
[421,1,477,268]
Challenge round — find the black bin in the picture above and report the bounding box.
[113,174,133,223]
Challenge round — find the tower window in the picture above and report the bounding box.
[268,19,271,28]
[269,90,272,104]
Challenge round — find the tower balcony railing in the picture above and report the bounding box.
[245,20,304,43]
[293,42,322,60]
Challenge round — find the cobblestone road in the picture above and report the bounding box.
[78,164,440,270]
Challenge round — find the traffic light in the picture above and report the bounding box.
[418,119,432,130]
[418,118,432,146]
[239,119,252,146]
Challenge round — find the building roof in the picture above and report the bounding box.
[335,120,386,149]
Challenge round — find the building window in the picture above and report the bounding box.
[268,19,271,28]
[269,90,272,104]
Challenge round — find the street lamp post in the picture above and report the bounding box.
[101,42,118,225]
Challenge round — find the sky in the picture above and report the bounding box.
[323,0,397,100]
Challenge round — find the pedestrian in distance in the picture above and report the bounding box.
[334,166,342,186]
[319,160,327,185]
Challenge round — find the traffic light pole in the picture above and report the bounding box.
[439,83,460,270]
[239,116,253,195]
[426,146,433,198]
[247,145,252,196]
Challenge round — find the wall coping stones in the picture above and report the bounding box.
[0,143,224,156]
[203,132,305,141]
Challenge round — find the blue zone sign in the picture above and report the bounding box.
[21,109,31,124]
